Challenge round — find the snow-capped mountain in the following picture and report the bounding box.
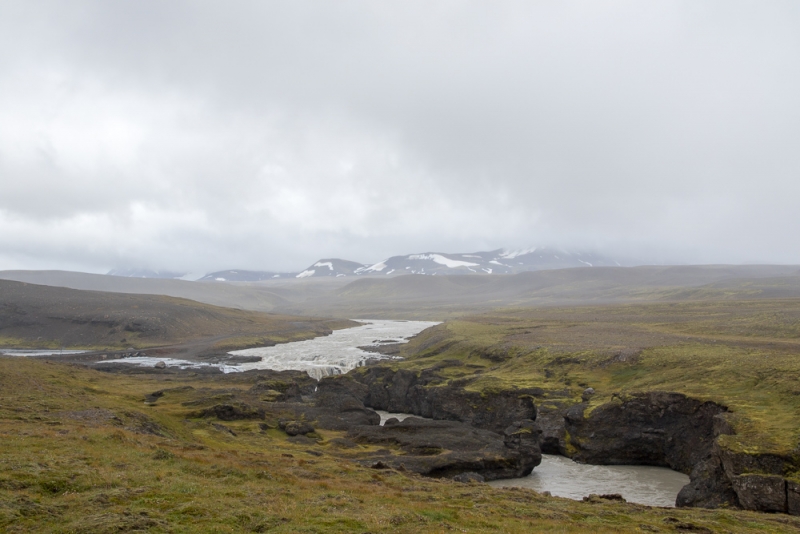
[198,270,297,282]
[295,259,368,278]
[107,268,186,279]
[355,248,619,276]
[196,248,622,282]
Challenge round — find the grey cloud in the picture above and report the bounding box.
[1,1,799,273]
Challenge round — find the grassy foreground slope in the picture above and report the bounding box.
[0,280,353,350]
[381,298,800,458]
[2,358,798,533]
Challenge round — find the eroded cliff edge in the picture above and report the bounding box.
[341,365,800,515]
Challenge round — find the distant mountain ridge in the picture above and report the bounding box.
[197,270,289,282]
[198,247,622,282]
[107,268,186,279]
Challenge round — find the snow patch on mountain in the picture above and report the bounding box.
[361,261,387,273]
[408,254,479,268]
[500,247,537,259]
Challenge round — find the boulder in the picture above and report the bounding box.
[280,420,315,436]
[731,474,787,513]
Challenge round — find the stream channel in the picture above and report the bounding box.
[376,410,688,507]
[96,319,689,505]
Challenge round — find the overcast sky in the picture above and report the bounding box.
[1,1,799,274]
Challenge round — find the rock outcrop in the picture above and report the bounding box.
[348,416,542,480]
[564,392,726,473]
[342,368,541,433]
[550,390,800,514]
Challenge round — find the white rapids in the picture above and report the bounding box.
[230,319,438,379]
[1,349,89,357]
[100,319,438,379]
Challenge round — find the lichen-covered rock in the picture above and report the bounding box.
[280,420,315,436]
[732,474,787,513]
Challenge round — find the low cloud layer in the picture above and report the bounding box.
[1,1,799,273]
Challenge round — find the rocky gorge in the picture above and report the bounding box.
[322,364,800,515]
[165,354,800,514]
[162,367,542,483]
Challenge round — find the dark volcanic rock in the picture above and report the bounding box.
[280,420,315,436]
[788,481,800,516]
[313,376,380,430]
[503,419,542,455]
[248,370,317,400]
[347,417,541,480]
[676,450,739,509]
[535,403,569,455]
[565,392,726,473]
[562,391,750,510]
[350,368,541,433]
[198,403,265,421]
[731,474,788,513]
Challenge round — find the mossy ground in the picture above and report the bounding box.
[2,358,798,532]
[382,299,800,459]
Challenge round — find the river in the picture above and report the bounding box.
[100,319,439,378]
[376,410,687,507]
[229,319,438,378]
[97,319,689,505]
[488,454,688,507]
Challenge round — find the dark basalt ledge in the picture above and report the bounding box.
[314,374,542,479]
[335,368,800,515]
[339,367,541,434]
[560,391,800,514]
[348,417,542,481]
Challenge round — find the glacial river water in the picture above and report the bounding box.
[96,319,689,505]
[376,410,688,507]
[228,319,439,378]
[488,455,688,507]
[101,319,439,378]
[1,349,89,356]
